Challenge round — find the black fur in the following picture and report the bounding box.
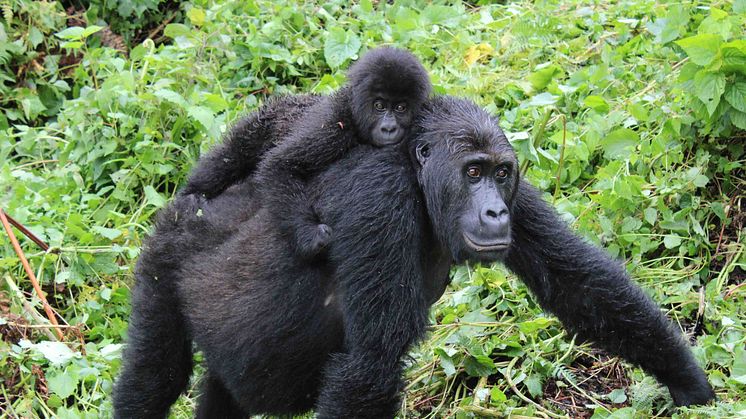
[113,96,714,418]
[253,47,431,259]
[181,94,322,199]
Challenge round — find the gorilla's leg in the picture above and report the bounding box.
[195,374,247,419]
[112,271,193,418]
[113,198,216,418]
[506,181,715,406]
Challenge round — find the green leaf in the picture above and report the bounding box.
[34,341,76,365]
[92,226,122,240]
[518,317,553,333]
[359,0,373,13]
[698,9,730,39]
[464,355,496,377]
[644,207,658,225]
[602,128,639,159]
[164,23,192,39]
[144,186,167,208]
[524,375,543,397]
[584,95,609,113]
[18,91,47,120]
[711,202,726,220]
[605,407,637,419]
[187,7,206,26]
[675,34,723,66]
[522,92,558,108]
[324,27,361,68]
[645,6,689,44]
[188,105,214,129]
[730,110,746,130]
[608,388,628,404]
[490,387,507,403]
[735,0,746,14]
[154,89,187,107]
[435,348,456,376]
[721,41,746,74]
[724,82,746,113]
[28,26,43,48]
[48,372,78,399]
[693,70,726,116]
[55,26,85,40]
[60,41,84,49]
[693,174,709,188]
[528,65,561,92]
[421,4,460,27]
[81,25,103,38]
[663,235,682,249]
[628,102,649,121]
[731,347,746,384]
[621,217,642,233]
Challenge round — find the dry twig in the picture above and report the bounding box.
[0,209,64,340]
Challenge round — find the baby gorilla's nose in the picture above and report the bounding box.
[380,121,397,133]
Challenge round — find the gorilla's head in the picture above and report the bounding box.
[411,96,518,263]
[347,47,432,147]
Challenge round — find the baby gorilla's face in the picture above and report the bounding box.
[368,95,414,146]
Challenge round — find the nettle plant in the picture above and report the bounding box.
[675,6,746,137]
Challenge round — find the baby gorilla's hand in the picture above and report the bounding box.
[296,223,332,260]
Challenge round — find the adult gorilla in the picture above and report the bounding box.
[114,97,714,418]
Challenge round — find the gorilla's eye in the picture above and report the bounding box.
[394,103,407,113]
[373,101,386,112]
[495,167,509,180]
[466,165,482,179]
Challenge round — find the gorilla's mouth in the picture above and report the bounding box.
[463,233,510,252]
[374,131,403,145]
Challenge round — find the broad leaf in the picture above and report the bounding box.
[675,34,723,66]
[324,28,361,68]
[48,372,78,399]
[724,82,746,112]
[693,70,726,116]
[602,128,639,159]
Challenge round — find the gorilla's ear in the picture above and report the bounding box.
[414,141,430,166]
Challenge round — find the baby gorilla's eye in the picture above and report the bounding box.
[373,101,386,111]
[495,167,509,179]
[466,165,482,179]
[394,103,407,113]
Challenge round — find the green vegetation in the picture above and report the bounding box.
[1,0,744,417]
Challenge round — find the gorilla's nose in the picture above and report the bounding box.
[480,200,509,235]
[380,120,397,133]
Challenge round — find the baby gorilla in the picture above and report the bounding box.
[254,47,431,258]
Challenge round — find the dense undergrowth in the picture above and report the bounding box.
[0,0,744,417]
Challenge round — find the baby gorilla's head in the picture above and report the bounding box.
[347,47,432,146]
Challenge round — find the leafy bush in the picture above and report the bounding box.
[0,0,744,417]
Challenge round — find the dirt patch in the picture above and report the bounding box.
[0,292,32,344]
[543,350,631,418]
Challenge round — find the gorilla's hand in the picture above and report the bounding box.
[667,366,716,406]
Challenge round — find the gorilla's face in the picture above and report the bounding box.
[454,153,516,262]
[367,95,415,146]
[347,47,431,148]
[413,98,518,263]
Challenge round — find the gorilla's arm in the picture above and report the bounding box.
[181,95,320,198]
[314,157,430,417]
[505,180,715,406]
[254,91,362,258]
